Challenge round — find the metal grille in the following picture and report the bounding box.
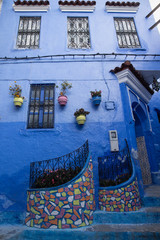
[28,84,55,129]
[29,140,89,188]
[98,140,132,187]
[114,18,141,48]
[17,17,41,49]
[67,17,91,49]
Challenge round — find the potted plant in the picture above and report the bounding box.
[9,81,24,107]
[90,90,101,105]
[56,81,72,106]
[74,108,90,125]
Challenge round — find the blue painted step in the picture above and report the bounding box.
[143,185,160,207]
[93,208,160,224]
[7,229,160,240]
[0,211,25,225]
[142,196,160,207]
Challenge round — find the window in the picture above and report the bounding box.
[17,17,41,49]
[28,84,55,129]
[67,17,91,49]
[0,0,2,13]
[114,18,141,48]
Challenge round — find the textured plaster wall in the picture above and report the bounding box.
[0,0,160,213]
[0,0,160,55]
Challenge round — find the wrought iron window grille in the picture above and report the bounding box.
[17,17,41,49]
[98,140,132,187]
[27,84,55,129]
[114,18,141,48]
[67,17,91,49]
[29,140,89,188]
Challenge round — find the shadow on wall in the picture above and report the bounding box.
[0,166,30,211]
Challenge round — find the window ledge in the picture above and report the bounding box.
[59,5,95,12]
[106,5,139,13]
[117,47,146,52]
[13,4,50,12]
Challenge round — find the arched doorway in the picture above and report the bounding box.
[133,103,152,185]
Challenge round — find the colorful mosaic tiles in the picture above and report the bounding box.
[99,180,141,212]
[25,160,95,229]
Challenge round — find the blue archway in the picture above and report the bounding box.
[132,102,152,185]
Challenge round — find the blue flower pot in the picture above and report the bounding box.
[92,96,101,105]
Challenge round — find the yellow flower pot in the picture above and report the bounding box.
[76,115,86,125]
[14,97,23,107]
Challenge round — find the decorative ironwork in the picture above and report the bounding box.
[28,84,55,129]
[152,76,160,92]
[98,140,132,187]
[29,140,89,188]
[114,18,141,48]
[67,17,91,49]
[17,17,41,49]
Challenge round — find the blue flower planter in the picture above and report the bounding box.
[92,96,101,105]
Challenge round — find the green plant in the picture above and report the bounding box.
[90,90,101,97]
[74,108,90,117]
[56,80,72,96]
[9,81,24,98]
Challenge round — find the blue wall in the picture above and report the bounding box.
[0,0,160,212]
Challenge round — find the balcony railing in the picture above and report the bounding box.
[98,140,132,187]
[29,140,89,188]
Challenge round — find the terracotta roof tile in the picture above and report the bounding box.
[58,1,96,6]
[110,61,154,95]
[105,1,140,7]
[14,0,50,6]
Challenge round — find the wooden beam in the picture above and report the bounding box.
[149,19,160,30]
[146,3,160,18]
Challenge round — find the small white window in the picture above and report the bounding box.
[17,17,41,49]
[67,17,91,49]
[114,18,141,48]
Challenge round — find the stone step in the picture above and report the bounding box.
[1,207,160,226]
[0,224,160,240]
[142,196,160,207]
[143,185,160,207]
[93,208,160,224]
[152,172,160,185]
[0,211,25,225]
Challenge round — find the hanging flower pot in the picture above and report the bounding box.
[14,97,24,107]
[92,96,101,105]
[58,95,68,106]
[9,81,24,108]
[56,81,72,106]
[76,114,86,125]
[74,108,90,125]
[90,90,101,106]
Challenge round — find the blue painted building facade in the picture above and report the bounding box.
[0,0,160,214]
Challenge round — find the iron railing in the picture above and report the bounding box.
[29,140,89,188]
[98,140,132,187]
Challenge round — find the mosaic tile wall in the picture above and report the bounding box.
[136,136,152,185]
[99,180,141,212]
[25,160,95,229]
